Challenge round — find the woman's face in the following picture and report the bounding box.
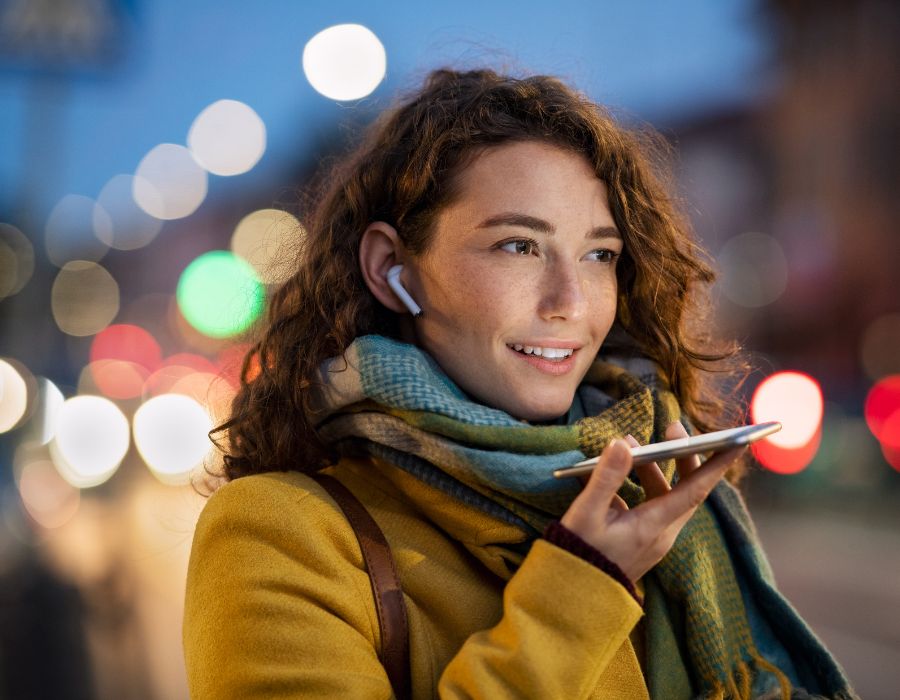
[410,140,622,422]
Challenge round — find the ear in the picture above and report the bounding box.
[359,221,410,314]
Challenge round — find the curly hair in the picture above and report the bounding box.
[210,67,748,482]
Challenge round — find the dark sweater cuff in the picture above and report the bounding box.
[543,521,643,606]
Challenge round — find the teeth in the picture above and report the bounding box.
[508,344,574,359]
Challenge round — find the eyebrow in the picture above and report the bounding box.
[475,212,622,240]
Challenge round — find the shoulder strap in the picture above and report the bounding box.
[311,473,411,700]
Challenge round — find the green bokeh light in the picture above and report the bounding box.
[176,251,265,338]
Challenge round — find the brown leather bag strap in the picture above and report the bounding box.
[312,474,411,700]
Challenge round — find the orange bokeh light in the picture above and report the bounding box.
[89,359,149,399]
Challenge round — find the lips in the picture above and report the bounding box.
[507,343,574,359]
[506,344,579,376]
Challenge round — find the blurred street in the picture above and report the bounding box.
[753,505,900,700]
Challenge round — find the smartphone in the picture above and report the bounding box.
[552,421,781,479]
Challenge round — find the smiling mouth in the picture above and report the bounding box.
[506,343,575,360]
[505,344,579,375]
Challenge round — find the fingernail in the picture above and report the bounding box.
[624,434,640,447]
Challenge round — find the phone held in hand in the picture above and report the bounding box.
[552,422,782,479]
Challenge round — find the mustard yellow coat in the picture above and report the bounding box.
[183,456,650,698]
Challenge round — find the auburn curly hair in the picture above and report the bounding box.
[209,67,748,483]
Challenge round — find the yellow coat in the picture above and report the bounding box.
[183,456,650,698]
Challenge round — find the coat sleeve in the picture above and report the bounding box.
[183,474,645,699]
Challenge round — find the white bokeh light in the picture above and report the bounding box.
[0,359,28,433]
[51,395,130,487]
[133,394,213,484]
[751,372,824,448]
[133,143,208,220]
[303,24,386,101]
[231,208,303,285]
[188,99,267,176]
[37,377,65,444]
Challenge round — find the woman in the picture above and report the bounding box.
[183,68,856,699]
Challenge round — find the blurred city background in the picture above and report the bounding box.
[0,1,898,698]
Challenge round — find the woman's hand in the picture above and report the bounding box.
[560,421,746,583]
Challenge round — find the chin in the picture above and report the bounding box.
[504,393,574,423]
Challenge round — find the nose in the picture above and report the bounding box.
[537,259,587,321]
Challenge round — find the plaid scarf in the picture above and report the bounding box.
[313,335,857,700]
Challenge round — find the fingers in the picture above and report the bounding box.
[580,439,633,519]
[665,421,701,483]
[641,445,747,530]
[624,434,670,499]
[562,439,633,533]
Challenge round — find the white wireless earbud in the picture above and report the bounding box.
[385,264,423,318]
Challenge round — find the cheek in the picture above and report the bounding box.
[431,259,519,324]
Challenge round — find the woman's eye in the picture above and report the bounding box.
[500,239,537,255]
[586,249,620,263]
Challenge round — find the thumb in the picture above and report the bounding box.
[583,439,633,515]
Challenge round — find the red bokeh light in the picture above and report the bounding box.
[90,324,162,374]
[881,442,900,473]
[751,425,822,475]
[864,375,900,443]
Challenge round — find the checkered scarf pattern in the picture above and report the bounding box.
[313,335,857,700]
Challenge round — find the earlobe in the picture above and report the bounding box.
[359,222,421,317]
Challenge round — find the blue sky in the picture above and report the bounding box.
[0,0,769,224]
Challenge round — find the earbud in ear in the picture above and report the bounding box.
[385,264,423,318]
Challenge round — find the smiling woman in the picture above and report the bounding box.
[183,69,857,699]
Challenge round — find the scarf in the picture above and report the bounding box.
[312,335,857,700]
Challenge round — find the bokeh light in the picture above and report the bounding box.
[752,426,822,475]
[176,251,265,338]
[85,324,162,399]
[17,459,81,529]
[81,360,148,400]
[302,24,386,101]
[36,377,65,444]
[751,371,824,447]
[0,223,35,299]
[94,174,164,250]
[187,99,266,176]
[169,371,236,424]
[133,394,213,484]
[143,354,220,399]
[860,313,900,380]
[51,260,120,336]
[750,371,823,473]
[217,342,256,386]
[231,208,302,285]
[133,143,208,220]
[0,358,28,433]
[51,395,130,488]
[864,375,900,446]
[717,232,789,308]
[90,324,162,373]
[45,194,110,267]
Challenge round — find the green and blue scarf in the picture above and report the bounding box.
[313,335,857,700]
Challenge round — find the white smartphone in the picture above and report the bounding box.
[552,422,781,479]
